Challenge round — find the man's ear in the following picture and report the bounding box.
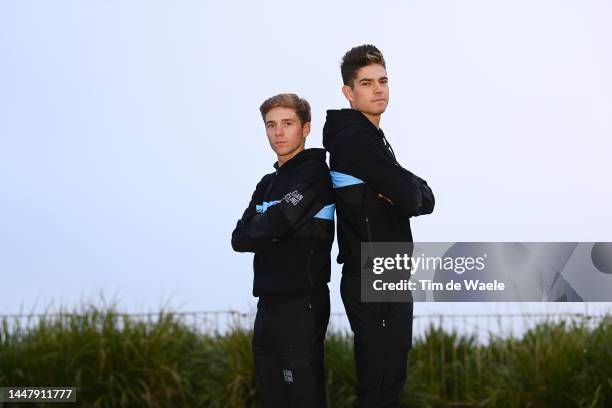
[302,122,311,139]
[342,85,354,104]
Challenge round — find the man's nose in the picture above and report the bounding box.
[373,82,383,93]
[275,126,284,136]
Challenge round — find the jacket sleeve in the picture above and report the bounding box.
[238,163,327,239]
[231,178,275,253]
[334,126,435,216]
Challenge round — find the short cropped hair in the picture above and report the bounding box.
[340,44,386,87]
[259,93,311,126]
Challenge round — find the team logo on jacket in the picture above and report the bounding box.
[283,190,304,206]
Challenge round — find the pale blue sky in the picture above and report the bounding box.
[1,1,611,316]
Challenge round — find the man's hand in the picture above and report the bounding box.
[377,193,394,205]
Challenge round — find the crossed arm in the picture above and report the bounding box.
[231,166,327,253]
[333,127,435,216]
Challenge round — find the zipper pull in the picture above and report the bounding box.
[382,319,386,327]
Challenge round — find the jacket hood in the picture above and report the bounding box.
[322,109,378,151]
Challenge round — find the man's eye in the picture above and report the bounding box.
[267,123,275,128]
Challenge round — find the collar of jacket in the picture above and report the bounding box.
[273,148,325,172]
[328,108,386,137]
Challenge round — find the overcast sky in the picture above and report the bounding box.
[1,0,611,317]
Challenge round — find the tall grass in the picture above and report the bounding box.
[1,307,610,407]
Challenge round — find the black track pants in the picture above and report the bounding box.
[341,274,413,408]
[253,285,330,407]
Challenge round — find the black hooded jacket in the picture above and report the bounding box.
[231,148,335,297]
[322,109,435,273]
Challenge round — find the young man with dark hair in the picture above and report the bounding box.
[323,45,435,407]
[232,93,334,407]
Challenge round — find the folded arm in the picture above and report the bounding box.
[334,127,435,216]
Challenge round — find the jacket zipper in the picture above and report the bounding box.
[361,179,385,328]
[306,249,314,286]
[364,216,373,242]
[365,211,386,327]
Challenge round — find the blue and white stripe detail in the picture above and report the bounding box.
[256,200,335,221]
[255,200,280,213]
[330,171,364,189]
[313,203,335,220]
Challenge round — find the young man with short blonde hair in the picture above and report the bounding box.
[232,93,334,407]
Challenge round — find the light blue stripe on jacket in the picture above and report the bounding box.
[330,171,364,188]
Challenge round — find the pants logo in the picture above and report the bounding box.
[282,369,294,384]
